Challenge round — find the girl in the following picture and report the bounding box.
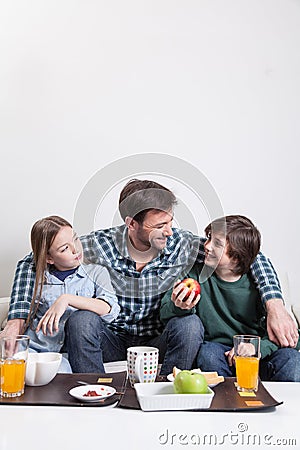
[24,215,120,366]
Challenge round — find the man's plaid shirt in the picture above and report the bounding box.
[9,225,282,337]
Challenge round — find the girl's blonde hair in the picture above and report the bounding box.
[26,215,72,329]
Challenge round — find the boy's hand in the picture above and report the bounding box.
[236,342,256,356]
[171,280,200,310]
[225,348,235,366]
[225,343,257,367]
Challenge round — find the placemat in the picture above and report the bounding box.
[118,377,283,412]
[0,371,127,407]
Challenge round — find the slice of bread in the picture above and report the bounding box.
[203,375,224,385]
[172,366,224,385]
[172,366,182,378]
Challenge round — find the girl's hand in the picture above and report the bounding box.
[36,295,69,335]
[171,280,200,310]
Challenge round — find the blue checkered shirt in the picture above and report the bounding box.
[8,225,282,337]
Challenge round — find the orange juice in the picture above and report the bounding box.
[0,359,26,396]
[235,356,259,391]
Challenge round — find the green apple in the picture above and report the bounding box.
[173,370,209,394]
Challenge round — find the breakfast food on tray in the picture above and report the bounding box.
[173,370,209,394]
[172,366,224,385]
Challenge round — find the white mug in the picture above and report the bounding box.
[127,346,159,387]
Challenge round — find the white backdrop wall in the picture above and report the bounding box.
[0,0,299,306]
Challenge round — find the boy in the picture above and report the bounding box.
[161,215,300,381]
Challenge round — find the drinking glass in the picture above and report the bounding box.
[233,335,260,393]
[0,335,30,397]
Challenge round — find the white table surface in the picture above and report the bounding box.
[0,382,298,450]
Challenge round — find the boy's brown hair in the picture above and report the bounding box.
[205,215,261,275]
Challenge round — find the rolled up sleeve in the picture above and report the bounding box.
[92,266,120,322]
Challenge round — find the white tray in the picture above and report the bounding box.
[134,382,214,411]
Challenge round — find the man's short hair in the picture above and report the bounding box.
[119,179,177,223]
[205,215,261,275]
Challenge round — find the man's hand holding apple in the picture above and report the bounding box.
[171,278,201,310]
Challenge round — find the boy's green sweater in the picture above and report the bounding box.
[160,264,300,359]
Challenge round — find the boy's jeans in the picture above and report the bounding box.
[66,310,204,375]
[197,341,300,382]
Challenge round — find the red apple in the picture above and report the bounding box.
[181,278,201,302]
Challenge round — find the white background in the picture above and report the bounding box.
[0,0,299,306]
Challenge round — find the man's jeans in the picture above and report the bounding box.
[197,341,300,382]
[65,310,204,375]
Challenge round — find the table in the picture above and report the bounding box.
[0,382,298,450]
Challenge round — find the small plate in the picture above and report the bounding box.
[69,384,116,402]
[167,373,218,387]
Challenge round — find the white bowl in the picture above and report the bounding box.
[134,382,215,411]
[25,352,62,386]
[69,384,116,402]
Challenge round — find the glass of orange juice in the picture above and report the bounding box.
[233,335,261,393]
[0,335,30,397]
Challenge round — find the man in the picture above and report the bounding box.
[2,180,298,374]
[160,215,300,381]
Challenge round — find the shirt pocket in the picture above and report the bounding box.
[74,287,94,298]
[38,293,58,310]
